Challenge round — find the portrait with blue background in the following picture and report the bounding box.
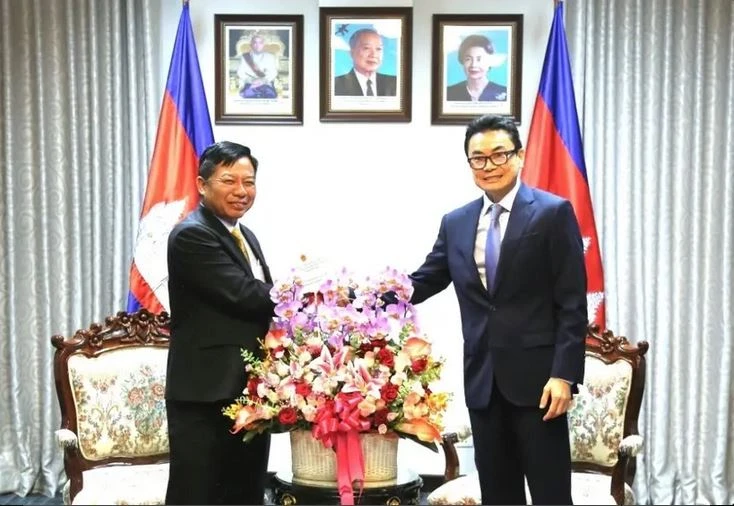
[445,29,509,87]
[332,21,399,77]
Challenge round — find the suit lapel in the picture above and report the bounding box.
[458,198,486,291]
[196,207,254,275]
[493,184,536,294]
[348,70,361,95]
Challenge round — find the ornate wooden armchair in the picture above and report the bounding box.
[429,325,649,505]
[52,310,171,505]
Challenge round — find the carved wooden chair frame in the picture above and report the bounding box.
[51,309,171,502]
[439,325,649,505]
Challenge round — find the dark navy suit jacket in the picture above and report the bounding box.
[410,183,587,408]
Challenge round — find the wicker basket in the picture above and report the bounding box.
[290,430,399,487]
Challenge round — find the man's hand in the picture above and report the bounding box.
[539,377,573,421]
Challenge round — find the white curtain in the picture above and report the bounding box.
[0,0,159,496]
[566,0,734,503]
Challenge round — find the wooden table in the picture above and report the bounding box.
[271,469,423,505]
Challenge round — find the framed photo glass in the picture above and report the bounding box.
[320,7,412,122]
[214,14,303,125]
[432,14,523,125]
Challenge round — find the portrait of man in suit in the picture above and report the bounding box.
[405,114,587,504]
[164,141,275,505]
[334,28,397,97]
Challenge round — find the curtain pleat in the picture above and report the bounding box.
[567,0,734,503]
[0,0,158,496]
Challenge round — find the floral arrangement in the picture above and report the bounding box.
[223,266,450,450]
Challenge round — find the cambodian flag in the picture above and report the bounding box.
[126,3,214,314]
[521,1,606,328]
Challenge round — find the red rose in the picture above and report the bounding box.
[373,409,389,427]
[381,384,399,402]
[411,357,428,374]
[377,348,395,368]
[359,339,387,353]
[278,407,298,425]
[246,377,261,397]
[295,382,311,397]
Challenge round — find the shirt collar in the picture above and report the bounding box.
[201,202,239,232]
[481,176,521,215]
[353,69,376,92]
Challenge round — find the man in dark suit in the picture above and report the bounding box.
[165,141,275,505]
[407,115,587,504]
[334,28,397,96]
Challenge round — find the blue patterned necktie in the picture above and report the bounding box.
[366,79,374,96]
[485,204,504,292]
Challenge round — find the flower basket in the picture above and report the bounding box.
[224,267,452,504]
[290,430,398,487]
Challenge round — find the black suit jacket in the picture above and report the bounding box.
[410,184,587,408]
[165,205,275,403]
[334,69,397,96]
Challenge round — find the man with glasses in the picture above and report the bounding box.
[165,141,275,505]
[406,114,588,504]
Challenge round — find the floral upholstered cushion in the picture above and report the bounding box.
[426,472,621,505]
[568,356,632,467]
[67,347,169,460]
[70,462,169,505]
[570,472,629,505]
[427,472,481,505]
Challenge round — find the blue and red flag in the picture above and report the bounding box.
[522,1,606,328]
[126,3,214,314]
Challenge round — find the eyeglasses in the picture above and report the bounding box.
[209,177,254,189]
[467,150,517,170]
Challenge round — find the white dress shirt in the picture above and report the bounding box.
[353,70,377,96]
[473,177,522,290]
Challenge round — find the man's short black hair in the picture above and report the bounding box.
[464,115,522,155]
[198,141,258,180]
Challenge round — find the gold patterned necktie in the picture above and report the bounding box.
[231,226,251,264]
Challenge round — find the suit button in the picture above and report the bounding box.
[488,304,496,311]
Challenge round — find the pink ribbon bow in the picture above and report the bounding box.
[312,393,371,505]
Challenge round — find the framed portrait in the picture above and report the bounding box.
[214,14,303,125]
[319,7,412,122]
[431,14,523,125]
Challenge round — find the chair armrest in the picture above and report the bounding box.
[440,425,472,482]
[619,434,643,457]
[55,429,78,449]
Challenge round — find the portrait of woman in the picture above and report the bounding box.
[431,14,522,125]
[446,34,507,102]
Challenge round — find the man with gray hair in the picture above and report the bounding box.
[334,28,397,96]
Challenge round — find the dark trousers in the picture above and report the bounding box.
[165,400,271,505]
[468,385,572,505]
